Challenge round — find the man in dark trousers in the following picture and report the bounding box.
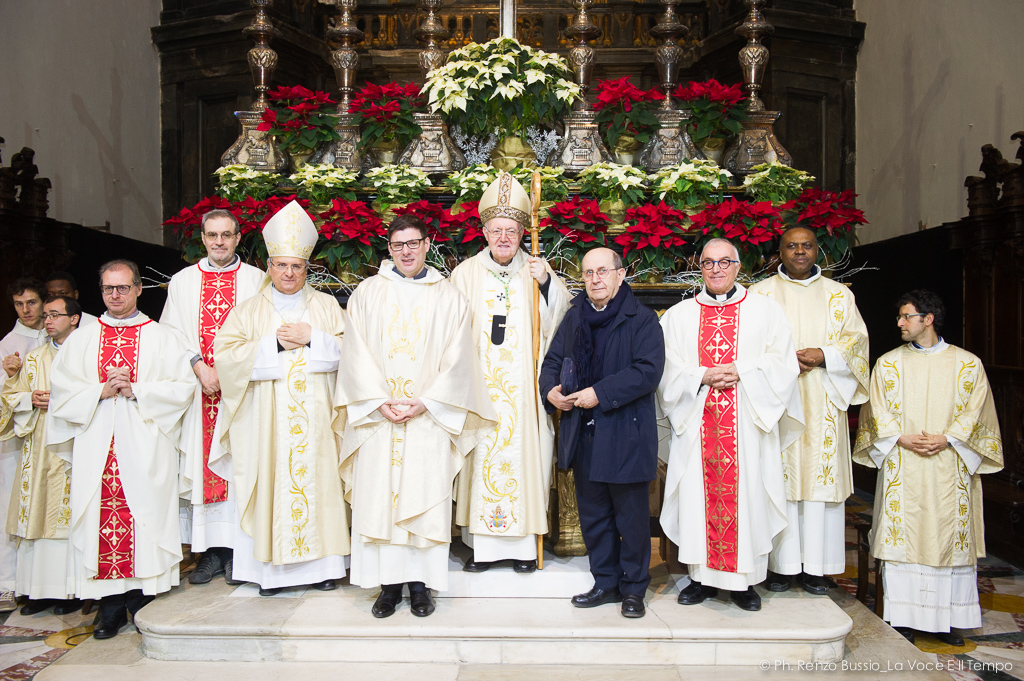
[540,247,665,618]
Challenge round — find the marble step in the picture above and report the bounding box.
[442,548,595,598]
[133,573,853,666]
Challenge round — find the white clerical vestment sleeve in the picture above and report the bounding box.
[307,328,342,373]
[11,396,37,436]
[421,398,468,434]
[348,399,386,426]
[821,346,861,411]
[250,335,283,380]
[868,435,898,469]
[948,436,984,475]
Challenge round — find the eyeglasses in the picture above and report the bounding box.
[388,238,426,251]
[896,313,926,323]
[43,312,71,320]
[100,284,135,295]
[700,258,739,270]
[203,231,238,242]
[269,261,307,274]
[485,227,522,238]
[582,267,619,281]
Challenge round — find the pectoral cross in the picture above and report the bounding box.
[499,0,516,38]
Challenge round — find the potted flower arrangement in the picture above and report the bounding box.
[673,79,747,163]
[539,196,611,278]
[424,37,580,169]
[511,166,569,203]
[687,196,785,271]
[779,188,867,265]
[742,163,815,204]
[444,164,568,205]
[164,196,236,262]
[592,77,663,165]
[348,82,426,163]
[613,202,690,279]
[286,164,360,207]
[214,165,281,202]
[315,198,386,281]
[362,164,432,213]
[576,162,648,223]
[649,159,732,211]
[258,85,342,168]
[447,201,485,258]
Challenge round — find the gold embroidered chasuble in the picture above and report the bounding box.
[749,271,869,503]
[449,250,570,539]
[0,342,71,540]
[334,262,496,550]
[212,282,349,565]
[853,344,1003,567]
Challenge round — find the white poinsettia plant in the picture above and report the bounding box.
[577,163,648,205]
[214,164,280,202]
[286,164,360,206]
[649,159,732,210]
[363,164,432,209]
[742,162,815,204]
[444,164,569,205]
[424,37,581,140]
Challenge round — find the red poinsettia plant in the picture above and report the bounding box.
[592,77,664,153]
[779,188,867,263]
[613,202,689,274]
[316,198,386,273]
[258,85,342,154]
[673,79,747,145]
[688,197,785,270]
[349,82,426,152]
[539,196,611,267]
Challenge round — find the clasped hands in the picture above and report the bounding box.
[277,322,312,351]
[100,366,133,400]
[796,348,825,373]
[702,363,739,391]
[2,352,21,378]
[31,390,49,410]
[546,385,598,412]
[378,398,426,423]
[193,361,220,396]
[898,431,949,457]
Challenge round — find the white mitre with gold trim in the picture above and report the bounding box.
[263,200,317,260]
[478,172,531,229]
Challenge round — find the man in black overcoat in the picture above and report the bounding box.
[539,247,665,618]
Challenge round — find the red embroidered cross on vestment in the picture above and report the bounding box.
[198,269,237,504]
[698,297,743,573]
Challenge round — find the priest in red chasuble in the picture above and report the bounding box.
[49,260,195,639]
[658,238,803,611]
[160,209,263,585]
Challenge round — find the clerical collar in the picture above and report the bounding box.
[50,337,63,351]
[778,264,821,286]
[909,337,948,354]
[696,284,746,307]
[200,255,240,272]
[100,310,148,327]
[379,260,443,285]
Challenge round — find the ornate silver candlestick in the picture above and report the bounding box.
[637,0,701,172]
[221,0,288,172]
[398,0,466,174]
[546,0,611,172]
[313,0,363,172]
[722,0,792,179]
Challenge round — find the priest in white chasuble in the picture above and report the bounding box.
[335,215,496,619]
[211,201,348,596]
[159,208,263,586]
[659,238,803,612]
[854,290,1002,647]
[1,296,82,616]
[449,173,570,573]
[48,260,195,640]
[749,227,869,595]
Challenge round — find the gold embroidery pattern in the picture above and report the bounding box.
[286,354,311,558]
[879,357,905,548]
[954,455,971,555]
[386,376,414,467]
[57,472,71,530]
[817,398,838,488]
[388,304,423,360]
[15,355,39,535]
[954,360,977,417]
[479,351,520,533]
[826,290,844,345]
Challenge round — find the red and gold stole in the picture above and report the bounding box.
[697,294,744,573]
[96,320,150,579]
[198,267,237,504]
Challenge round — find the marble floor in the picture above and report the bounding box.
[4,490,1023,680]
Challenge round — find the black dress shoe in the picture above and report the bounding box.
[259,586,283,597]
[188,552,225,585]
[764,571,791,592]
[224,559,244,586]
[409,586,435,617]
[730,587,761,611]
[463,559,493,573]
[92,606,128,640]
[312,579,337,591]
[797,572,832,595]
[53,598,83,615]
[935,630,965,646]
[677,580,717,605]
[19,599,54,616]
[571,587,622,608]
[621,594,646,618]
[372,587,404,618]
[512,560,537,574]
[894,626,915,643]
